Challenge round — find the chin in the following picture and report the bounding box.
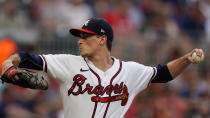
[80,53,88,57]
[81,55,87,58]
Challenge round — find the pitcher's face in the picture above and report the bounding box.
[78,33,101,57]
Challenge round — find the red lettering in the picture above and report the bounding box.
[68,75,129,106]
[81,84,93,94]
[68,74,86,96]
[100,85,111,96]
[113,84,120,94]
[105,85,113,96]
[93,85,104,96]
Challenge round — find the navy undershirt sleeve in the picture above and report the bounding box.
[151,64,173,83]
[17,52,43,70]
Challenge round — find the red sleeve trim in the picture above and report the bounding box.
[41,55,47,73]
[147,67,157,87]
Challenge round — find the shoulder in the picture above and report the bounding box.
[122,60,144,68]
[42,54,84,63]
[122,60,153,72]
[43,54,82,59]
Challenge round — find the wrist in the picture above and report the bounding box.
[183,52,193,64]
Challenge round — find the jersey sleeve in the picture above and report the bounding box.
[17,52,44,70]
[128,62,157,94]
[40,54,75,83]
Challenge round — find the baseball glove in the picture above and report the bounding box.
[1,66,48,90]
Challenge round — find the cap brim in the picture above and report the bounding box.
[69,28,97,37]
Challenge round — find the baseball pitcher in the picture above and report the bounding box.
[1,18,204,118]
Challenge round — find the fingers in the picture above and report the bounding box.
[193,48,204,57]
[2,60,14,74]
[188,48,205,64]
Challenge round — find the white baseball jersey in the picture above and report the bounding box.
[41,54,157,118]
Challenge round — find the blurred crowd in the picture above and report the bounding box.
[0,0,210,118]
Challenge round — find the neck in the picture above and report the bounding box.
[88,51,113,72]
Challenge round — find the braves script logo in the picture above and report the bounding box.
[68,74,129,106]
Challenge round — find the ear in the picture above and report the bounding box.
[99,35,107,46]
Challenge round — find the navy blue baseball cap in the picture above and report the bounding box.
[69,17,114,41]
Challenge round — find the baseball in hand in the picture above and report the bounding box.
[191,52,204,63]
